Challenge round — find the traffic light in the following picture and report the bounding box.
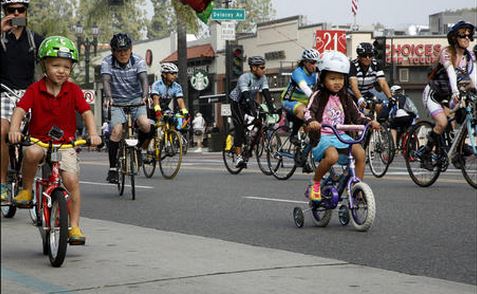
[373,37,386,68]
[226,44,244,88]
[180,0,213,13]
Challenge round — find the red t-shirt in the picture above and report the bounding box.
[17,78,91,143]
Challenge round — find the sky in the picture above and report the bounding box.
[271,0,477,28]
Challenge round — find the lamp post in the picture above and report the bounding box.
[75,21,99,87]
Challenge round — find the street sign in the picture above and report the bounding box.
[82,89,95,104]
[211,8,246,21]
[221,104,231,116]
[221,21,236,41]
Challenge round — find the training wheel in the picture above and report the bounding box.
[293,207,305,228]
[338,204,350,226]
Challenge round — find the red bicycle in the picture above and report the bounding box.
[25,127,88,267]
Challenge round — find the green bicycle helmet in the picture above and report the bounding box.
[38,36,79,62]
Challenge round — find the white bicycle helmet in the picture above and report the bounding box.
[161,62,179,74]
[317,51,350,74]
[301,48,320,62]
[1,0,29,7]
[390,85,403,96]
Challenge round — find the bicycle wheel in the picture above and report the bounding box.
[255,127,273,176]
[128,147,136,200]
[459,125,477,189]
[117,145,126,196]
[267,125,297,180]
[47,189,69,267]
[405,121,441,187]
[367,126,393,178]
[222,129,245,174]
[159,129,182,179]
[311,206,332,227]
[142,137,157,178]
[1,173,17,218]
[349,182,376,232]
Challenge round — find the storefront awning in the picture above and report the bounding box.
[161,44,215,62]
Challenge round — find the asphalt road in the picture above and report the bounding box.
[73,150,476,285]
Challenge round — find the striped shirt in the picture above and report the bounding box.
[100,53,147,104]
[348,58,385,96]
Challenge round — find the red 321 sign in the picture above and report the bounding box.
[314,30,347,54]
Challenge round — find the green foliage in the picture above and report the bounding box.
[226,0,276,33]
[28,0,147,43]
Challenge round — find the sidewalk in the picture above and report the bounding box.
[2,211,475,294]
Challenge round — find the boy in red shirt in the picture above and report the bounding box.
[8,36,101,245]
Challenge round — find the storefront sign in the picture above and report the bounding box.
[264,50,285,60]
[314,30,346,54]
[190,71,209,91]
[386,43,442,65]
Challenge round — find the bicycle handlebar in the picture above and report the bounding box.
[27,137,89,149]
[321,124,370,145]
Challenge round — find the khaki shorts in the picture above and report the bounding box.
[24,145,80,176]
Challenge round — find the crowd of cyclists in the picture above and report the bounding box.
[0,0,475,244]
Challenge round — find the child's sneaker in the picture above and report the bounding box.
[13,189,33,208]
[305,181,321,203]
[68,227,86,245]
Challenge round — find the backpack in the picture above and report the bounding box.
[1,28,36,56]
[428,49,474,100]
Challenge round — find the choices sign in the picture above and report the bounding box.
[314,30,346,54]
[386,43,442,65]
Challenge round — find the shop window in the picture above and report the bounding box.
[399,68,409,83]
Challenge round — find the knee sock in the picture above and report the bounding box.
[108,141,119,169]
[425,130,439,152]
[291,117,303,137]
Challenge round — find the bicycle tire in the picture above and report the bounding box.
[222,129,244,175]
[267,125,297,180]
[159,129,182,179]
[367,126,393,178]
[47,189,69,267]
[118,146,126,196]
[255,127,273,176]
[459,125,477,189]
[350,182,376,232]
[1,145,20,218]
[142,137,157,178]
[129,148,136,200]
[405,121,441,187]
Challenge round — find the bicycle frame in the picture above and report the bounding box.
[321,124,370,209]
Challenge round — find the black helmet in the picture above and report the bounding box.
[248,56,266,66]
[447,20,475,45]
[356,42,376,56]
[110,33,132,50]
[473,44,477,56]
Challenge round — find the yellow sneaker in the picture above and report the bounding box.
[307,182,321,203]
[13,189,33,208]
[68,227,86,245]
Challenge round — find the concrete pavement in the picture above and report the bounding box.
[1,210,476,294]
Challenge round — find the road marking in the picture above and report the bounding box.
[244,196,307,204]
[2,268,69,293]
[80,181,154,189]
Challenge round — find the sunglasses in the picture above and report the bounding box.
[457,33,473,41]
[359,54,373,59]
[308,60,317,65]
[6,6,26,14]
[258,66,266,70]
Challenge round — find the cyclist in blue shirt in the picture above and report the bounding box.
[229,56,276,168]
[150,62,188,120]
[281,48,320,172]
[101,33,151,183]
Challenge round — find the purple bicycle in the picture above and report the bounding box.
[293,124,376,232]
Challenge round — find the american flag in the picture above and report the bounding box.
[352,0,358,16]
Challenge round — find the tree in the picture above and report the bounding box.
[147,0,174,39]
[232,0,275,33]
